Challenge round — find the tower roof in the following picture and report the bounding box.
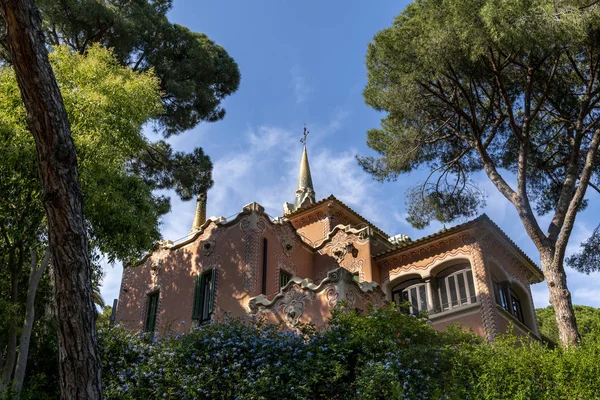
[297,145,314,192]
[283,127,317,215]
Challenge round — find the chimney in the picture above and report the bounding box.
[191,192,207,231]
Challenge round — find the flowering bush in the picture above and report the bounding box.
[100,305,480,399]
[97,304,600,399]
[4,304,600,399]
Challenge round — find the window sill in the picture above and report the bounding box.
[495,305,540,340]
[429,301,481,320]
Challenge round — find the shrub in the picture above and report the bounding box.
[83,304,600,399]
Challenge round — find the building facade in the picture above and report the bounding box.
[116,143,544,341]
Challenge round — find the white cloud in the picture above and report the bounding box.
[99,259,123,306]
[290,64,313,105]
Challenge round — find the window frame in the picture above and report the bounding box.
[437,267,477,312]
[392,279,428,315]
[279,270,292,290]
[192,268,216,323]
[510,289,525,324]
[493,280,510,312]
[145,291,159,333]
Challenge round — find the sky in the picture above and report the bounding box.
[100,0,600,310]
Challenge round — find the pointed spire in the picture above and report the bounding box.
[296,145,314,196]
[191,192,207,231]
[284,126,316,215]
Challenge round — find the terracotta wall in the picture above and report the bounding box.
[116,209,321,334]
[259,221,314,298]
[431,308,486,338]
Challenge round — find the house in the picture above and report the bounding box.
[115,138,544,341]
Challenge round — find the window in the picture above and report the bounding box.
[437,268,476,311]
[145,291,159,333]
[193,269,216,322]
[493,280,509,311]
[510,289,524,324]
[392,279,428,314]
[494,281,527,326]
[280,270,292,289]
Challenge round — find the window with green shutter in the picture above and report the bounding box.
[192,269,216,322]
[145,291,159,333]
[280,270,292,289]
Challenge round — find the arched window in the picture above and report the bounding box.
[392,278,428,314]
[437,266,476,312]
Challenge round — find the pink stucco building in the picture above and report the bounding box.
[116,140,544,341]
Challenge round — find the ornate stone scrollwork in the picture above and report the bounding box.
[325,286,340,307]
[248,267,386,328]
[277,286,316,327]
[150,259,163,277]
[273,222,300,256]
[331,245,347,263]
[201,239,216,256]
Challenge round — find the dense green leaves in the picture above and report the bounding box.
[537,305,600,343]
[0,44,214,262]
[37,0,241,136]
[361,0,600,229]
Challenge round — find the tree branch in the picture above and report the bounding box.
[554,128,600,263]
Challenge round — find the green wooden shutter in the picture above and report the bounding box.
[208,268,216,315]
[145,292,159,332]
[192,273,205,320]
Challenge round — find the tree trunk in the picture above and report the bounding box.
[540,251,580,347]
[0,1,102,399]
[13,249,51,398]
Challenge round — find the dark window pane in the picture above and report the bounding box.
[457,272,467,304]
[467,271,476,303]
[392,291,401,306]
[280,271,292,289]
[145,292,159,332]
[439,280,448,311]
[402,290,409,302]
[500,288,509,311]
[419,284,427,311]
[448,277,458,307]
[511,294,524,323]
[410,287,418,311]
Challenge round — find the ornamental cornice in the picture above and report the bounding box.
[125,201,314,269]
[378,232,475,273]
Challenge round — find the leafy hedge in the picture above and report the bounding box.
[100,305,600,399]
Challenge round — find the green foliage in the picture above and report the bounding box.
[97,306,600,399]
[0,44,164,262]
[537,305,600,343]
[567,225,600,273]
[0,44,213,397]
[467,332,600,399]
[37,0,241,136]
[361,0,600,235]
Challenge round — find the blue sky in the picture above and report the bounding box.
[100,0,600,310]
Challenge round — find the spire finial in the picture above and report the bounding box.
[300,124,309,145]
[283,125,316,215]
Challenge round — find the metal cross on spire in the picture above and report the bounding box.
[300,124,309,145]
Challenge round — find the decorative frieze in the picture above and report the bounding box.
[249,268,386,328]
[240,214,267,293]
